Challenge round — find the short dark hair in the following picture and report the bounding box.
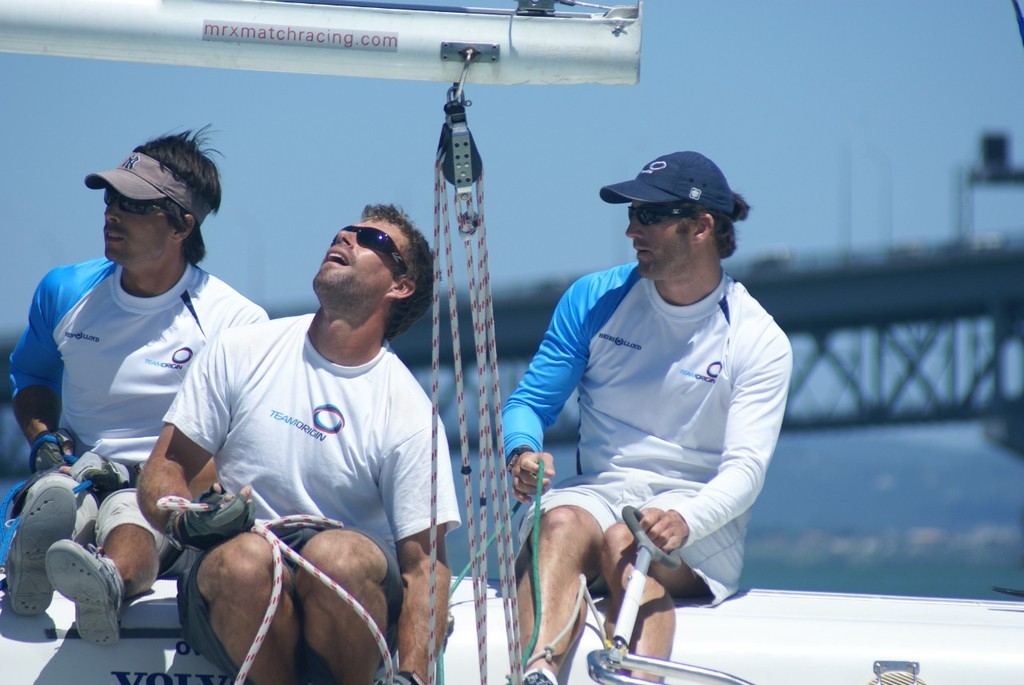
[134,128,222,265]
[360,204,432,340]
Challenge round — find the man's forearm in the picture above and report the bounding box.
[397,544,451,679]
[13,385,62,444]
[137,426,195,530]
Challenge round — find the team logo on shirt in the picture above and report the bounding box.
[269,408,329,442]
[597,332,642,351]
[144,347,195,371]
[312,404,345,434]
[679,361,721,384]
[63,330,100,343]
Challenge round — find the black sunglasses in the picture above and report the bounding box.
[337,225,408,275]
[104,188,175,216]
[628,204,700,226]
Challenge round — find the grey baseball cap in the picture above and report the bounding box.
[85,152,212,224]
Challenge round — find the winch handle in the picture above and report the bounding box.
[621,506,681,570]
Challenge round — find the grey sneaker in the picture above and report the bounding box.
[45,540,124,645]
[7,477,77,615]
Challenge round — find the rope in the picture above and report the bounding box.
[584,580,609,647]
[449,501,521,592]
[517,464,607,673]
[0,479,28,587]
[425,156,456,685]
[432,64,525,683]
[459,185,524,682]
[433,165,524,683]
[470,189,524,677]
[524,574,588,667]
[434,157,489,685]
[521,460,545,668]
[156,497,394,685]
[428,372,441,685]
[462,203,496,685]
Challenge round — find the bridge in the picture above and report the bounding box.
[1,235,1023,460]
[387,235,1024,455]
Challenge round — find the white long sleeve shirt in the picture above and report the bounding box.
[503,264,791,599]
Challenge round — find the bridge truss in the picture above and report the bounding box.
[2,238,1023,460]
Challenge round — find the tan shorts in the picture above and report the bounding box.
[96,488,180,573]
[22,474,181,574]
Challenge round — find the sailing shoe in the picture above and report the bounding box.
[523,668,558,685]
[7,477,77,615]
[45,540,125,645]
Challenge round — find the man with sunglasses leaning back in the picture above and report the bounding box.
[503,151,793,684]
[138,205,460,685]
[5,130,267,645]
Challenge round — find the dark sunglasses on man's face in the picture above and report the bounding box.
[104,188,173,216]
[336,225,408,275]
[628,204,700,226]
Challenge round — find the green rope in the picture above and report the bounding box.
[449,501,522,594]
[439,460,546,684]
[521,458,545,670]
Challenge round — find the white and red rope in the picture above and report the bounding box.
[433,160,488,684]
[432,158,523,684]
[156,497,394,684]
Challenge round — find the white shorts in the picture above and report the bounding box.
[518,486,744,604]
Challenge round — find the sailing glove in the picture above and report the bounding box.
[29,428,75,473]
[176,485,256,550]
[70,451,131,493]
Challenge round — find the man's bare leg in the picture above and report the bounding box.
[199,533,301,685]
[103,523,159,597]
[517,505,603,677]
[297,529,390,684]
[600,522,709,681]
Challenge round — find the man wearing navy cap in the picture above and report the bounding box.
[503,151,793,683]
[5,130,267,644]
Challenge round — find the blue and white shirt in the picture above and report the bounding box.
[9,258,268,466]
[504,263,792,555]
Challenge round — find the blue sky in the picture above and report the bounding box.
[1,1,1022,339]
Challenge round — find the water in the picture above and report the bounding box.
[3,423,1023,602]
[445,422,1024,602]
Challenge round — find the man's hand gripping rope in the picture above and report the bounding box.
[160,484,256,550]
[29,431,132,495]
[28,429,75,473]
[509,452,610,675]
[156,486,397,685]
[68,452,132,494]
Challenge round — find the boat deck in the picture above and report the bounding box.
[2,580,1023,683]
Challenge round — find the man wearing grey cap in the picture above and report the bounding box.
[503,151,793,683]
[5,130,267,645]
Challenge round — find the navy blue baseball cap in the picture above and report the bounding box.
[599,151,735,215]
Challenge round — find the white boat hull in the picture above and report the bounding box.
[3,579,1023,684]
